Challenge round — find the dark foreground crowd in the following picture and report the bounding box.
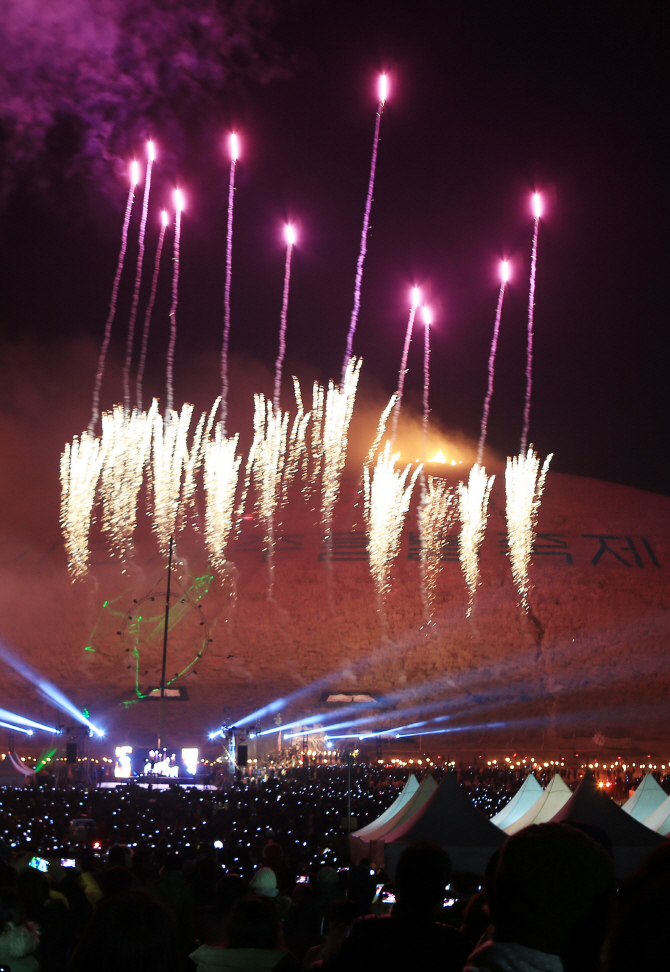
[0,767,668,972]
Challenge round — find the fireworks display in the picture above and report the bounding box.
[317,356,362,560]
[99,402,157,560]
[418,475,458,620]
[60,431,105,580]
[521,193,541,455]
[89,162,138,433]
[458,462,495,617]
[247,394,290,600]
[220,133,239,433]
[165,188,184,417]
[273,225,296,413]
[123,141,154,413]
[204,425,243,576]
[505,448,552,611]
[476,261,509,466]
[136,210,168,411]
[364,441,421,610]
[150,402,196,558]
[389,287,420,445]
[342,75,388,381]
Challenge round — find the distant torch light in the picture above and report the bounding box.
[285,224,297,246]
[532,192,542,219]
[130,160,140,186]
[174,188,184,212]
[501,260,510,283]
[147,140,155,162]
[379,73,389,104]
[230,133,239,161]
[411,286,420,308]
[422,306,432,326]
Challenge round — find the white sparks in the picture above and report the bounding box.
[247,394,290,599]
[319,357,362,554]
[458,463,495,616]
[204,424,242,576]
[366,393,396,469]
[283,378,311,502]
[60,432,105,580]
[418,475,458,619]
[505,448,552,612]
[150,404,195,558]
[364,441,421,606]
[99,402,157,559]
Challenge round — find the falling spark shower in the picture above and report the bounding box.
[458,462,495,616]
[505,448,552,612]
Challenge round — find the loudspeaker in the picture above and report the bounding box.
[237,744,248,766]
[66,743,77,764]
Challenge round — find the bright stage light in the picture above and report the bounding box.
[229,133,239,161]
[147,140,156,162]
[379,73,389,104]
[411,286,420,308]
[0,707,58,734]
[0,721,33,735]
[130,160,140,186]
[532,192,542,219]
[285,224,297,246]
[174,188,185,212]
[501,259,510,283]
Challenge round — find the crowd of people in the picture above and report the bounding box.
[0,762,669,971]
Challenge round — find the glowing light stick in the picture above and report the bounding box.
[521,194,541,453]
[89,161,138,432]
[273,225,296,412]
[342,75,388,381]
[220,133,239,432]
[476,260,509,466]
[421,306,432,453]
[136,210,168,409]
[390,286,420,445]
[123,142,155,412]
[166,189,183,417]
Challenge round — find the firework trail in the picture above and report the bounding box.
[150,401,194,558]
[136,210,168,410]
[476,262,509,466]
[60,432,105,579]
[165,189,183,417]
[247,394,290,600]
[366,394,396,469]
[458,462,495,616]
[307,381,325,502]
[342,75,388,382]
[89,163,138,433]
[364,441,421,617]
[421,307,431,452]
[418,476,458,620]
[273,225,296,413]
[220,134,238,433]
[320,357,362,561]
[390,287,420,445]
[99,401,157,560]
[521,194,541,454]
[505,448,552,612]
[122,142,154,413]
[204,425,243,576]
[180,399,219,529]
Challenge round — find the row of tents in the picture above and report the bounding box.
[350,770,670,878]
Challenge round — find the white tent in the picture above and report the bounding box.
[490,773,543,830]
[504,772,572,835]
[351,773,419,840]
[621,772,667,821]
[350,773,438,865]
[642,794,670,835]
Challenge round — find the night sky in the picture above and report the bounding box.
[1,0,668,544]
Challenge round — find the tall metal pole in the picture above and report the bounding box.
[157,536,174,750]
[347,751,352,834]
